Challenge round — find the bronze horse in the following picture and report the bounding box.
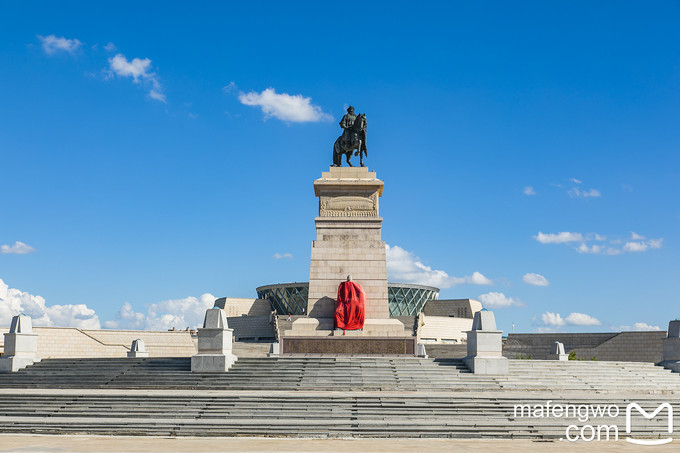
[333,113,367,167]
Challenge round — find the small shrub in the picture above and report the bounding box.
[568,351,577,361]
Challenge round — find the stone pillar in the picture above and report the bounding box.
[191,307,237,372]
[307,167,388,319]
[0,315,40,373]
[268,342,280,357]
[463,309,508,374]
[127,339,149,358]
[661,320,680,372]
[547,341,568,361]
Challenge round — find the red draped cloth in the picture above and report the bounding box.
[334,281,366,330]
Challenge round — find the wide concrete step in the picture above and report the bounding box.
[0,357,475,391]
[1,358,678,393]
[0,394,679,439]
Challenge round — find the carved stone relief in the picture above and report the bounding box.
[319,193,378,217]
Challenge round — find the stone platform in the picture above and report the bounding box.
[285,317,408,337]
[279,336,416,356]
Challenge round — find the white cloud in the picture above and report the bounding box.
[104,42,117,52]
[103,302,145,330]
[631,232,646,240]
[46,304,100,329]
[273,252,293,260]
[620,322,661,331]
[108,53,166,103]
[0,278,100,329]
[537,230,661,255]
[238,88,332,122]
[623,241,647,252]
[37,34,82,55]
[109,54,152,81]
[568,187,601,198]
[105,294,215,330]
[534,231,584,244]
[534,326,559,333]
[565,312,601,326]
[522,273,549,286]
[1,241,36,254]
[386,244,492,288]
[523,186,536,195]
[576,243,621,255]
[648,238,663,249]
[570,178,582,184]
[222,81,237,93]
[478,292,525,308]
[541,312,566,327]
[148,89,166,102]
[623,238,663,253]
[540,311,600,328]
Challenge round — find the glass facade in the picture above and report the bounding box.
[256,282,439,316]
[256,283,309,316]
[387,283,440,316]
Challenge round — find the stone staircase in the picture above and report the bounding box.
[0,357,471,391]
[1,357,679,392]
[0,392,678,438]
[1,358,679,438]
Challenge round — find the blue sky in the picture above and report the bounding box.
[1,2,678,333]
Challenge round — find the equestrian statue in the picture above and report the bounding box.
[333,106,367,167]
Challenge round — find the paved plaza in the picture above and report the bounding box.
[0,434,677,452]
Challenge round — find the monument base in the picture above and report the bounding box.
[0,356,40,373]
[285,317,407,337]
[463,356,509,374]
[280,336,416,356]
[191,354,238,372]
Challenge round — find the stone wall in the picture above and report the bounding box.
[570,332,667,363]
[504,332,666,362]
[215,297,272,317]
[417,314,473,343]
[422,299,481,319]
[0,327,197,358]
[227,315,276,341]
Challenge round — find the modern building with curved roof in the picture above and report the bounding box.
[256,282,439,317]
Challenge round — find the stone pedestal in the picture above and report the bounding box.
[287,317,408,338]
[661,320,680,372]
[127,339,149,358]
[191,307,237,372]
[283,166,407,352]
[268,342,280,357]
[463,310,508,374]
[547,341,568,361]
[0,315,40,373]
[307,167,388,319]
